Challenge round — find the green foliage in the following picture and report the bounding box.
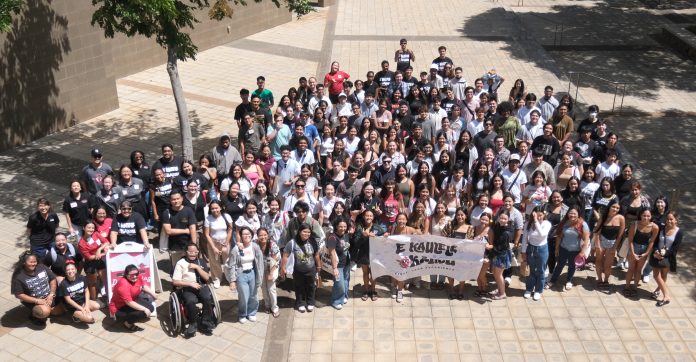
[0,0,23,32]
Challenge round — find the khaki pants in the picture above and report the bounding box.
[205,239,229,282]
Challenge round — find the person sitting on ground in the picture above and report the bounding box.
[43,232,83,285]
[11,251,63,326]
[172,243,216,337]
[58,261,101,324]
[109,264,156,332]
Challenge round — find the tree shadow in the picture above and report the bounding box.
[0,0,70,151]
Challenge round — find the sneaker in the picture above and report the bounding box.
[100,286,106,296]
[642,275,650,283]
[391,287,397,299]
[213,278,221,289]
[544,269,549,278]
[306,305,314,312]
[523,291,532,299]
[159,248,168,254]
[247,315,257,322]
[351,263,357,271]
[239,317,248,324]
[333,304,343,310]
[504,277,512,286]
[565,282,573,291]
[298,306,306,313]
[533,292,541,301]
[620,260,628,271]
[184,324,197,338]
[146,224,154,231]
[343,297,348,305]
[396,290,404,303]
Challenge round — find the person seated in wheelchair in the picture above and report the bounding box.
[172,243,215,337]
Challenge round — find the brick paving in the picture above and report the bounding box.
[1,0,696,361]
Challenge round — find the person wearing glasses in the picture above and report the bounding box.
[109,264,156,332]
[110,201,151,249]
[283,180,318,215]
[473,120,497,156]
[81,148,114,195]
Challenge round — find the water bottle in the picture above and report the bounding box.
[208,188,218,202]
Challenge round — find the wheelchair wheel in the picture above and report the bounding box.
[206,284,222,325]
[169,292,183,336]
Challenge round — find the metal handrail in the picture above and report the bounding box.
[522,11,565,46]
[567,71,629,114]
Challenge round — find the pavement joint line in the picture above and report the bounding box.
[224,38,323,62]
[117,79,237,109]
[316,2,338,78]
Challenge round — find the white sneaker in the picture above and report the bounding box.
[306,305,314,312]
[100,286,106,296]
[544,269,549,278]
[391,287,397,299]
[523,291,532,299]
[351,263,357,271]
[343,297,348,305]
[565,282,573,290]
[333,304,343,310]
[396,290,404,303]
[533,292,541,301]
[239,317,248,324]
[642,275,650,283]
[213,279,221,289]
[298,306,306,313]
[504,277,512,286]
[247,315,257,322]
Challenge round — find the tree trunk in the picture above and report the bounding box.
[166,46,194,161]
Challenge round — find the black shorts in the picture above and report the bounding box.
[328,93,339,104]
[84,259,106,274]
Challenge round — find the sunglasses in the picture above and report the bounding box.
[295,184,305,188]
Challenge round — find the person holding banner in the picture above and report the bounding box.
[280,224,321,312]
[521,206,552,301]
[225,227,264,322]
[390,213,419,302]
[109,264,156,332]
[327,218,351,310]
[351,209,387,301]
[486,210,514,300]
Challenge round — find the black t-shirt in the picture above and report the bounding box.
[58,275,87,308]
[350,195,380,213]
[26,212,60,247]
[432,56,454,75]
[132,164,152,187]
[151,180,174,213]
[326,233,350,267]
[62,192,98,227]
[234,102,252,122]
[531,136,561,167]
[162,206,196,251]
[173,172,209,193]
[11,264,55,299]
[110,212,147,244]
[375,70,395,88]
[44,245,83,277]
[152,156,183,181]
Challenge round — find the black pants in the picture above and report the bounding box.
[115,304,153,324]
[547,237,557,275]
[181,286,215,330]
[293,272,316,308]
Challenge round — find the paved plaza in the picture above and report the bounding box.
[1,0,696,361]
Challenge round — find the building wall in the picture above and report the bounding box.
[0,0,291,151]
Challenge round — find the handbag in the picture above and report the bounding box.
[135,290,155,309]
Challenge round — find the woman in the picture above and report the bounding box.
[329,201,352,232]
[624,208,658,296]
[407,85,426,116]
[518,207,550,302]
[241,151,265,188]
[204,200,233,288]
[554,153,581,191]
[382,127,404,155]
[442,207,474,298]
[409,184,437,217]
[198,154,218,191]
[362,130,381,161]
[284,179,318,215]
[280,223,321,312]
[333,116,350,140]
[256,145,276,184]
[276,95,292,116]
[221,183,247,223]
[374,99,392,133]
[412,161,436,197]
[11,251,61,326]
[351,209,386,301]
[620,181,652,226]
[352,151,370,181]
[390,213,418,302]
[130,150,152,187]
[251,180,274,216]
[93,206,113,245]
[298,164,319,199]
[261,198,287,247]
[593,200,625,288]
[109,264,156,331]
[327,218,351,310]
[469,193,492,227]
[407,200,430,235]
[487,173,505,215]
[183,179,206,226]
[614,164,635,201]
[472,213,492,297]
[544,191,568,276]
[591,177,619,264]
[468,162,490,206]
[235,200,261,242]
[58,261,101,324]
[258,228,280,317]
[287,88,298,105]
[430,203,452,291]
[432,151,453,194]
[379,179,404,227]
[174,160,209,195]
[96,175,122,218]
[359,117,376,140]
[63,179,97,240]
[561,176,583,210]
[546,206,590,291]
[118,164,148,219]
[580,167,600,226]
[327,137,351,171]
[344,126,361,157]
[324,160,346,191]
[558,94,576,120]
[389,89,403,115]
[225,226,264,322]
[78,221,110,300]
[454,130,478,179]
[486,210,514,300]
[221,164,254,200]
[522,171,552,216]
[349,181,381,220]
[440,119,459,151]
[433,132,452,162]
[508,78,526,102]
[439,184,461,218]
[649,211,682,307]
[395,164,415,207]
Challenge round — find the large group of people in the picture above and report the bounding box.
[12,40,683,336]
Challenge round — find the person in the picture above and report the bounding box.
[649,211,682,307]
[204,200,233,289]
[523,149,556,189]
[239,111,267,156]
[550,104,574,144]
[62,179,97,240]
[324,61,350,104]
[544,190,568,277]
[593,200,625,288]
[225,226,264,323]
[502,154,527,206]
[183,179,206,228]
[109,264,156,331]
[430,203,452,291]
[252,75,274,107]
[172,243,215,337]
[11,251,62,326]
[280,223,321,312]
[130,150,152,191]
[531,123,561,168]
[484,210,513,300]
[174,160,209,194]
[521,206,552,301]
[623,208,658,297]
[221,164,254,200]
[522,171,553,216]
[257,228,280,317]
[210,135,243,180]
[95,175,122,218]
[508,78,527,103]
[198,153,218,192]
[58,261,101,324]
[26,198,60,258]
[234,88,252,127]
[110,201,151,248]
[537,85,559,121]
[394,38,415,72]
[43,232,83,284]
[327,218,351,310]
[78,221,109,300]
[117,164,148,219]
[81,147,114,194]
[642,196,669,283]
[162,191,197,259]
[546,206,590,291]
[351,209,386,301]
[554,153,581,191]
[235,200,262,241]
[269,145,302,199]
[152,143,183,181]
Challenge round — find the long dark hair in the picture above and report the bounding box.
[557,205,584,238]
[525,205,545,231]
[593,199,619,233]
[294,223,314,244]
[12,251,37,279]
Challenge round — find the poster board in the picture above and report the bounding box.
[106,243,161,315]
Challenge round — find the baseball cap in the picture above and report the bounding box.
[91,148,102,157]
[509,154,521,162]
[338,92,347,98]
[430,64,439,70]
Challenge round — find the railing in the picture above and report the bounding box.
[668,180,696,212]
[567,71,629,114]
[522,11,565,46]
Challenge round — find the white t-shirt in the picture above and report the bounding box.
[240,244,255,271]
[204,213,232,241]
[502,168,528,203]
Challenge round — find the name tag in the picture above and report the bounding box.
[70,202,78,208]
[134,184,140,190]
[122,190,128,195]
[38,271,47,278]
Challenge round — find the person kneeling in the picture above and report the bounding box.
[11,251,64,327]
[109,264,156,332]
[172,243,216,337]
[58,261,101,324]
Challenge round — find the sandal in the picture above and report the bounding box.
[272,308,280,318]
[448,294,456,300]
[370,290,378,301]
[651,290,661,300]
[491,294,507,300]
[361,292,369,301]
[656,299,671,307]
[123,321,143,332]
[457,294,465,301]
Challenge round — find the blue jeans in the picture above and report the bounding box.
[236,269,258,318]
[525,244,549,293]
[550,247,580,284]
[331,264,351,306]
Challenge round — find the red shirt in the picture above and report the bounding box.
[109,274,144,315]
[324,71,350,95]
[94,218,113,244]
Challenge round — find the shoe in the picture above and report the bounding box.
[213,279,221,289]
[146,224,154,231]
[333,304,343,310]
[343,297,348,305]
[565,282,573,291]
[651,290,661,300]
[123,321,143,331]
[362,292,369,301]
[159,248,168,254]
[642,275,650,283]
[247,315,257,322]
[533,292,542,301]
[621,260,628,271]
[238,317,248,324]
[201,328,213,336]
[351,262,357,271]
[100,286,106,296]
[298,306,306,313]
[656,299,671,307]
[391,288,397,299]
[544,282,552,290]
[272,307,280,318]
[396,290,404,303]
[544,269,549,278]
[504,277,511,286]
[184,324,197,338]
[491,294,507,300]
[307,305,314,312]
[523,291,532,299]
[429,282,437,290]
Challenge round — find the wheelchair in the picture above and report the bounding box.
[168,283,222,336]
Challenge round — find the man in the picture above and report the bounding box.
[389,71,410,98]
[574,127,600,166]
[413,107,436,143]
[370,157,396,192]
[595,149,621,181]
[473,120,497,156]
[431,45,453,76]
[576,105,601,136]
[153,144,183,181]
[395,101,414,131]
[336,166,364,207]
[522,149,556,189]
[267,114,292,161]
[374,60,394,90]
[349,102,366,129]
[290,138,316,166]
[472,78,486,98]
[363,71,378,95]
[485,98,499,122]
[249,94,273,129]
[450,67,468,100]
[519,110,544,144]
[501,154,527,205]
[440,87,463,119]
[461,86,479,123]
[417,71,432,96]
[307,83,332,115]
[238,111,266,155]
[493,135,510,169]
[537,85,559,121]
[468,107,486,137]
[551,104,574,144]
[81,148,114,195]
[481,68,505,99]
[234,88,252,127]
[517,93,543,126]
[269,145,301,198]
[210,135,242,180]
[441,165,467,202]
[172,243,215,337]
[402,66,418,91]
[394,38,416,72]
[251,75,274,107]
[427,64,444,90]
[44,233,83,282]
[296,77,311,108]
[162,191,197,260]
[360,92,379,118]
[280,201,324,247]
[428,98,447,133]
[404,124,429,161]
[531,123,561,167]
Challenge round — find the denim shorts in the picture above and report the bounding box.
[600,235,616,249]
[633,243,648,255]
[491,249,512,269]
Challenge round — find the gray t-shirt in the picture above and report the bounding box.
[284,239,318,276]
[560,222,589,252]
[326,233,350,267]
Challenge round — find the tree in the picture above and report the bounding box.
[0,0,23,32]
[91,0,313,160]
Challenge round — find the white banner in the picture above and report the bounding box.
[106,242,159,317]
[369,234,487,281]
